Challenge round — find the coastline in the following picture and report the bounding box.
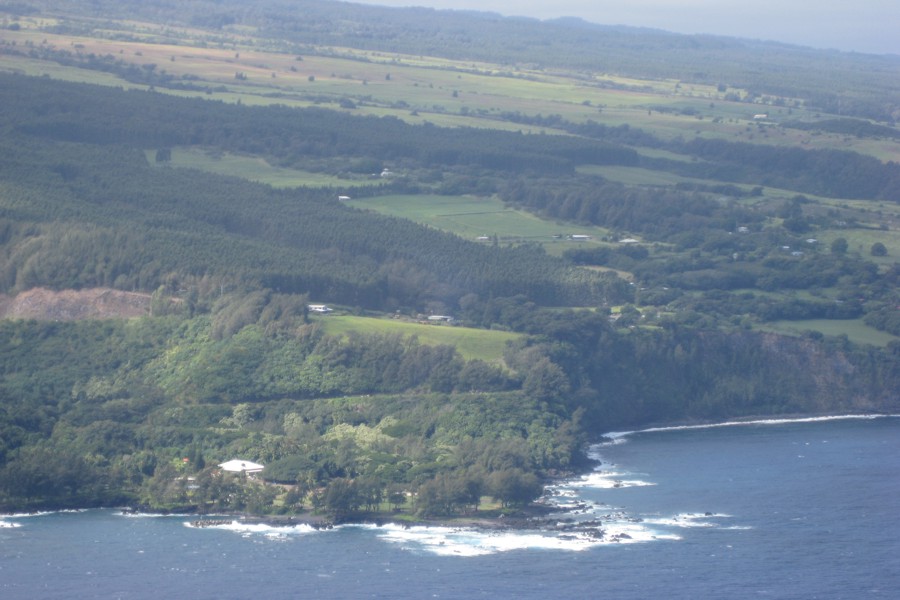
[179,500,568,532]
[13,414,897,536]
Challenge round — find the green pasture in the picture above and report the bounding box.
[577,164,791,201]
[145,147,377,188]
[311,314,521,362]
[577,165,718,188]
[345,194,612,251]
[3,20,896,161]
[813,228,899,266]
[579,165,884,208]
[758,318,897,348]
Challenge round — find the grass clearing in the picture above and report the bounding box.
[146,147,378,188]
[578,165,722,188]
[346,194,611,252]
[312,314,521,362]
[758,318,897,347]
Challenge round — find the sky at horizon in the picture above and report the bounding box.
[344,0,900,56]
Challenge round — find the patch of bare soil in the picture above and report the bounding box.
[0,288,152,321]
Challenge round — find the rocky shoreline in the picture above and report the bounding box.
[171,500,621,543]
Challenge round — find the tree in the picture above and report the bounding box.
[871,242,888,257]
[323,477,360,517]
[830,237,848,254]
[522,357,570,403]
[488,468,542,508]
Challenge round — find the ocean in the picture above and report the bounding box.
[2,416,898,599]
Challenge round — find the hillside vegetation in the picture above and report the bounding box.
[0,0,898,517]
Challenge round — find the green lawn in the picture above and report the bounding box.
[758,318,897,347]
[312,314,521,362]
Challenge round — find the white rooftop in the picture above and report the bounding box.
[218,459,265,473]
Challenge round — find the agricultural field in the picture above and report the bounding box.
[310,313,522,363]
[345,194,614,252]
[4,16,899,161]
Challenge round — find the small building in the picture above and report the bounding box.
[618,238,640,244]
[570,234,592,241]
[427,315,453,322]
[753,114,768,120]
[308,304,333,313]
[218,459,265,474]
[338,195,351,201]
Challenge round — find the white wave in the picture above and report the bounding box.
[184,520,319,536]
[356,519,681,556]
[115,511,196,518]
[0,509,87,518]
[642,512,735,529]
[371,523,603,555]
[600,431,633,441]
[0,520,22,528]
[598,414,899,445]
[602,521,680,543]
[564,471,655,490]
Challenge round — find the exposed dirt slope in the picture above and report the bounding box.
[0,288,151,320]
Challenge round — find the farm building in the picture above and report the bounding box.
[308,304,333,313]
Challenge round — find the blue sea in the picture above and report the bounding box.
[2,416,899,599]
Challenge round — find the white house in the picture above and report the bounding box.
[308,304,333,313]
[427,315,453,322]
[570,234,591,241]
[338,195,351,201]
[218,459,265,474]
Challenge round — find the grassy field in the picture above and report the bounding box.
[145,147,379,189]
[5,20,899,162]
[346,194,613,253]
[577,165,722,188]
[758,318,897,347]
[311,314,521,362]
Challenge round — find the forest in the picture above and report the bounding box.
[0,0,898,518]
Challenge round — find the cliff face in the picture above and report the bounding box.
[0,288,151,320]
[588,328,900,429]
[754,332,888,412]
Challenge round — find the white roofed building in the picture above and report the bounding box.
[218,459,265,474]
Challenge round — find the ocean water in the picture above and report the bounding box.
[2,416,898,599]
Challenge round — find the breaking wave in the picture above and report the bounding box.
[599,414,898,445]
